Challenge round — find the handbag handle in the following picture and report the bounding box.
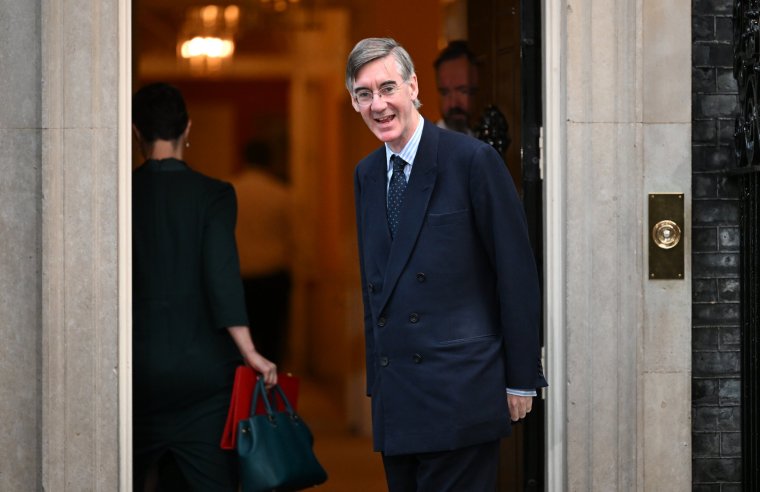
[250,376,296,418]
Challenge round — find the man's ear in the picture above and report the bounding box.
[183,120,192,139]
[408,73,419,100]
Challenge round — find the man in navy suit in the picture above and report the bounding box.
[347,37,547,491]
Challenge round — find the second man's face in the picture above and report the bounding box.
[436,56,478,133]
[352,55,420,153]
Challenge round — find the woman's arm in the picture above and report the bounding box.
[227,325,278,387]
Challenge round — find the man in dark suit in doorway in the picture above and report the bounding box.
[434,39,480,135]
[346,37,547,491]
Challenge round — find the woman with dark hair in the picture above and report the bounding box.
[132,82,277,491]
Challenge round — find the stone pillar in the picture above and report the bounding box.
[639,1,693,487]
[562,0,691,489]
[40,0,123,489]
[0,0,42,490]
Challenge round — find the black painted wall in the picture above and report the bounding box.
[692,0,741,489]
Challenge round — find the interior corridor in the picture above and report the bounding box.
[298,379,386,492]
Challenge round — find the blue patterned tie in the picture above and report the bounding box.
[387,155,408,239]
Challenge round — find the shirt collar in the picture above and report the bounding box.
[385,116,424,173]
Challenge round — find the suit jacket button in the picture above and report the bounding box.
[409,313,419,323]
[379,356,389,367]
[412,353,423,364]
[368,282,375,293]
[378,317,386,327]
[416,272,426,282]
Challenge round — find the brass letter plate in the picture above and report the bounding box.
[648,193,684,280]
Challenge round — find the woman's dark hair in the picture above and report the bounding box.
[132,83,189,143]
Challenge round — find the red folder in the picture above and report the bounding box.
[220,366,300,449]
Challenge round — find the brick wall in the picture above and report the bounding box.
[692,0,741,489]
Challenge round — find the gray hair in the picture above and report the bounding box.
[345,37,422,109]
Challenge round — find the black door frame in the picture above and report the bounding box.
[520,0,545,489]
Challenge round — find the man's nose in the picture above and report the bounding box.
[370,94,388,111]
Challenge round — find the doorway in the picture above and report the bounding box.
[128,0,550,490]
[467,0,545,489]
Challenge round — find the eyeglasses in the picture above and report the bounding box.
[353,81,407,107]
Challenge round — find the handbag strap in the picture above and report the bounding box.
[250,376,297,418]
[270,384,296,415]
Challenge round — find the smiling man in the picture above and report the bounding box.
[346,37,547,491]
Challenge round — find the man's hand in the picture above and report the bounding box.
[507,394,533,421]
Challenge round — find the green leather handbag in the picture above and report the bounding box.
[237,377,327,492]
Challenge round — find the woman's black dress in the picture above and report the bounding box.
[132,158,248,491]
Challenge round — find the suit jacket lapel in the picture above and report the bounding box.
[379,120,438,313]
[364,150,392,276]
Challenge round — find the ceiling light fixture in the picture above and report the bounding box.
[178,4,240,72]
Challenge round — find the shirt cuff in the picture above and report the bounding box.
[506,388,537,397]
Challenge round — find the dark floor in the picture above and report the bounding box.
[298,378,387,492]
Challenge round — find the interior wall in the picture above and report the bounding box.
[184,102,236,176]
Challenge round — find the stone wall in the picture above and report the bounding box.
[0,0,42,490]
[692,0,742,488]
[40,0,122,488]
[0,0,123,489]
[562,0,692,489]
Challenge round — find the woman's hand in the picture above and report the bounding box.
[243,349,278,387]
[226,326,278,387]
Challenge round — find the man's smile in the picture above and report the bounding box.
[375,114,396,124]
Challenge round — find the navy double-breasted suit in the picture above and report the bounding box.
[354,119,547,456]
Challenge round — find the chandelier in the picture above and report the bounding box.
[177,1,303,73]
[178,5,240,72]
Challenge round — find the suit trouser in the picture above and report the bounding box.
[381,440,500,492]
